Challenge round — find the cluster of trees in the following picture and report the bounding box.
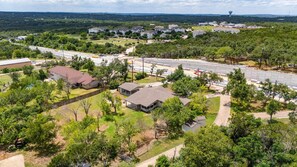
[0,71,59,151]
[70,55,95,72]
[92,58,129,89]
[225,68,297,114]
[0,40,53,60]
[157,112,297,167]
[134,24,297,70]
[24,32,125,54]
[168,65,222,97]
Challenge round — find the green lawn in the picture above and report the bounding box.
[138,137,185,162]
[51,92,154,138]
[206,96,221,125]
[192,26,213,32]
[0,73,25,88]
[135,76,163,84]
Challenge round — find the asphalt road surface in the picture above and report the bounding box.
[28,45,297,87]
[142,58,297,88]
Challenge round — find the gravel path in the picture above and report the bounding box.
[214,95,231,126]
[136,145,183,167]
[252,111,292,119]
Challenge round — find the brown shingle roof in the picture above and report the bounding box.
[125,86,190,107]
[49,66,96,85]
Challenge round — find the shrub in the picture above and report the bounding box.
[109,80,120,89]
[135,72,148,80]
[287,102,296,111]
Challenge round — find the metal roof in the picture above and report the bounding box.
[0,58,31,66]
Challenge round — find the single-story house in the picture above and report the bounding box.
[192,30,206,37]
[182,116,206,132]
[118,82,143,96]
[0,58,32,70]
[49,66,99,89]
[125,86,191,112]
[212,27,240,34]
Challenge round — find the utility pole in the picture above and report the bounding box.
[132,60,134,82]
[142,56,145,75]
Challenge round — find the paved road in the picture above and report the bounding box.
[27,45,297,88]
[214,95,232,126]
[29,46,118,65]
[252,111,292,119]
[142,58,297,88]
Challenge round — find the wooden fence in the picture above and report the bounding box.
[51,89,104,109]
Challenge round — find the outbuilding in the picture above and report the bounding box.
[0,58,32,70]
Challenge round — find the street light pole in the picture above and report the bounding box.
[132,60,134,82]
[142,56,145,75]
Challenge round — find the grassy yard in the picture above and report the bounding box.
[192,26,214,32]
[50,92,154,138]
[206,96,221,125]
[135,76,163,84]
[138,137,185,162]
[0,74,12,85]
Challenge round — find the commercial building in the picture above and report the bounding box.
[0,58,32,70]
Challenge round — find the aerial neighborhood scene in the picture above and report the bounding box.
[2,0,297,167]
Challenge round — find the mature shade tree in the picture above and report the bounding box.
[166,64,185,82]
[227,112,262,143]
[188,92,208,115]
[116,119,139,157]
[22,65,34,76]
[153,97,194,138]
[225,69,253,110]
[25,114,57,149]
[172,76,200,97]
[180,126,233,167]
[233,134,265,167]
[265,100,281,122]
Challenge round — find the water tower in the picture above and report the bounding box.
[229,11,233,17]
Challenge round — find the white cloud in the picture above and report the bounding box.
[0,0,297,14]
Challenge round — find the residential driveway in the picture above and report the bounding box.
[136,144,183,167]
[252,111,292,119]
[214,95,231,126]
[0,155,25,167]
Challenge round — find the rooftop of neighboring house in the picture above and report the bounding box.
[125,86,190,107]
[49,66,96,85]
[119,82,143,92]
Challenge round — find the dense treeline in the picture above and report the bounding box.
[0,40,53,60]
[134,24,297,69]
[1,12,297,32]
[24,32,125,54]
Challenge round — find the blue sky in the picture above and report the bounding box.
[1,0,297,15]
